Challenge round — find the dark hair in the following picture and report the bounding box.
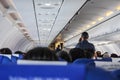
[96,51,102,57]
[24,47,58,61]
[57,51,72,62]
[83,49,95,59]
[81,32,89,39]
[111,53,118,58]
[69,48,85,62]
[15,51,23,54]
[0,48,12,54]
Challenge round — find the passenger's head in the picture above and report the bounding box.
[103,52,110,58]
[15,51,23,54]
[24,47,58,61]
[69,48,85,62]
[57,51,72,62]
[84,49,95,59]
[96,51,102,57]
[111,53,118,58]
[81,32,89,40]
[0,48,12,54]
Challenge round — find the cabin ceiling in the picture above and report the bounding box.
[0,0,120,52]
[60,0,120,47]
[12,0,87,47]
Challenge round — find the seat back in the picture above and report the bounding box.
[0,64,85,80]
[73,58,95,69]
[0,56,12,64]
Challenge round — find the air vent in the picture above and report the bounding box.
[17,23,24,27]
[0,0,9,9]
[9,13,17,20]
[22,29,26,32]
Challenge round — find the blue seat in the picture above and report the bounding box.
[0,64,85,80]
[102,58,112,62]
[95,58,112,62]
[73,58,95,69]
[0,55,3,63]
[111,69,120,80]
[11,55,18,63]
[86,67,116,80]
[18,54,23,59]
[0,56,12,64]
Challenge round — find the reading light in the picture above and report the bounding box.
[105,11,113,16]
[86,25,91,28]
[45,3,51,6]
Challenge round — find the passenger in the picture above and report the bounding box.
[84,49,95,59]
[75,37,82,47]
[75,32,95,59]
[103,52,110,58]
[56,50,72,62]
[15,51,24,54]
[0,48,12,54]
[24,47,58,61]
[111,53,118,58]
[96,51,102,57]
[69,48,85,62]
[14,51,25,59]
[55,45,61,53]
[102,52,112,61]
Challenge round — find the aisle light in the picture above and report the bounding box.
[105,11,113,16]
[98,17,104,21]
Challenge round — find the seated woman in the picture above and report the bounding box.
[24,47,58,61]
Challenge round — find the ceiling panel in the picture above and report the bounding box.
[13,0,87,46]
[62,0,120,48]
[13,0,39,40]
[61,0,120,42]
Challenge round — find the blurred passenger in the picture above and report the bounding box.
[14,51,25,59]
[75,32,95,59]
[75,37,82,47]
[0,48,12,54]
[15,51,24,54]
[103,52,110,58]
[24,47,58,61]
[69,48,85,62]
[111,53,118,58]
[102,52,112,61]
[56,51,72,62]
[55,45,61,53]
[96,51,102,57]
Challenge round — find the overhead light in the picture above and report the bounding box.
[45,3,51,6]
[91,21,96,25]
[86,25,91,28]
[42,28,51,31]
[98,17,104,21]
[116,6,120,11]
[105,11,113,16]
